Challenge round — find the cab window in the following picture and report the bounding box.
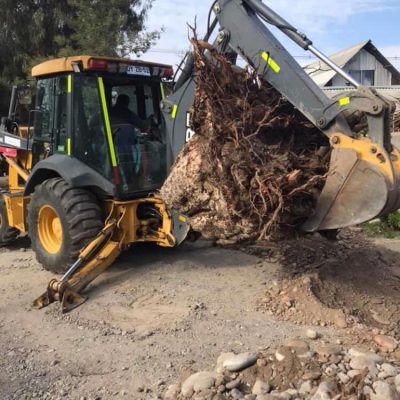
[32,76,68,165]
[34,78,56,141]
[72,75,112,179]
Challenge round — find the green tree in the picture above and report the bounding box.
[0,0,160,84]
[0,0,72,82]
[64,0,161,57]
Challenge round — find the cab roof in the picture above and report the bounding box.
[32,55,173,77]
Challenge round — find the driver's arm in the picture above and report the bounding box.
[129,111,148,131]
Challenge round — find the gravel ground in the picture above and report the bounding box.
[1,235,399,399]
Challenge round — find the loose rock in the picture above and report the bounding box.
[252,379,271,396]
[286,340,309,355]
[314,344,342,357]
[299,381,313,395]
[165,384,180,400]
[349,356,378,376]
[311,382,338,400]
[371,380,400,400]
[374,335,398,352]
[181,371,216,397]
[230,388,245,399]
[216,352,235,373]
[226,378,241,390]
[378,363,398,379]
[348,348,383,364]
[306,329,319,340]
[223,353,258,372]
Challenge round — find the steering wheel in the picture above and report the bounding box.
[145,114,158,128]
[145,114,163,142]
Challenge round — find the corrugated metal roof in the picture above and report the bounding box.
[323,86,400,107]
[304,41,369,86]
[304,40,400,86]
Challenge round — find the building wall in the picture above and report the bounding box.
[330,49,392,86]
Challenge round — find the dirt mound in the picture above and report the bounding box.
[312,247,400,331]
[256,235,400,336]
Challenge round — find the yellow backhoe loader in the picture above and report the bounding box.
[1,0,399,312]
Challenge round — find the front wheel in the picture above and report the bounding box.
[27,178,104,273]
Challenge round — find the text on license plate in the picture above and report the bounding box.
[127,65,151,76]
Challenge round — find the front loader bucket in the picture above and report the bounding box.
[303,137,400,232]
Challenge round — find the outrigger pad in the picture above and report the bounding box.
[33,279,87,313]
[32,279,59,309]
[61,288,87,313]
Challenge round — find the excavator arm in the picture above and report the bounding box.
[163,0,400,231]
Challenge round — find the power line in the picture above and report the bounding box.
[143,49,400,70]
[145,48,400,60]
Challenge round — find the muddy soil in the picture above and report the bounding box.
[1,234,400,399]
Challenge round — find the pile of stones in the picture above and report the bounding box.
[164,334,400,400]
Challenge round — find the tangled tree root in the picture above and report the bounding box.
[161,38,330,243]
[394,110,400,131]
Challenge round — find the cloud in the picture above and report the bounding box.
[143,0,209,65]
[381,45,400,56]
[267,0,398,34]
[143,0,400,67]
[380,45,400,70]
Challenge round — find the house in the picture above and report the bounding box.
[304,40,400,87]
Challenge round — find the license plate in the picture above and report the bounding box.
[127,65,151,77]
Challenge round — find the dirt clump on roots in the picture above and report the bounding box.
[161,38,330,244]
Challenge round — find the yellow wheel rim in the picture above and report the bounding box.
[37,205,63,254]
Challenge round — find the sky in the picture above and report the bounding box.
[143,0,400,71]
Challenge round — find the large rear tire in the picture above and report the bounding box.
[0,196,19,245]
[28,178,104,273]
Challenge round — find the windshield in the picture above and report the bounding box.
[71,74,167,196]
[103,76,167,196]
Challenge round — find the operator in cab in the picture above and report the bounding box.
[109,94,147,132]
[109,93,147,188]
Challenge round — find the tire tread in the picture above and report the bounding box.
[28,178,103,273]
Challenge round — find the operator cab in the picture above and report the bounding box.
[31,56,174,198]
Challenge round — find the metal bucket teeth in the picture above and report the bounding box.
[303,144,400,232]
